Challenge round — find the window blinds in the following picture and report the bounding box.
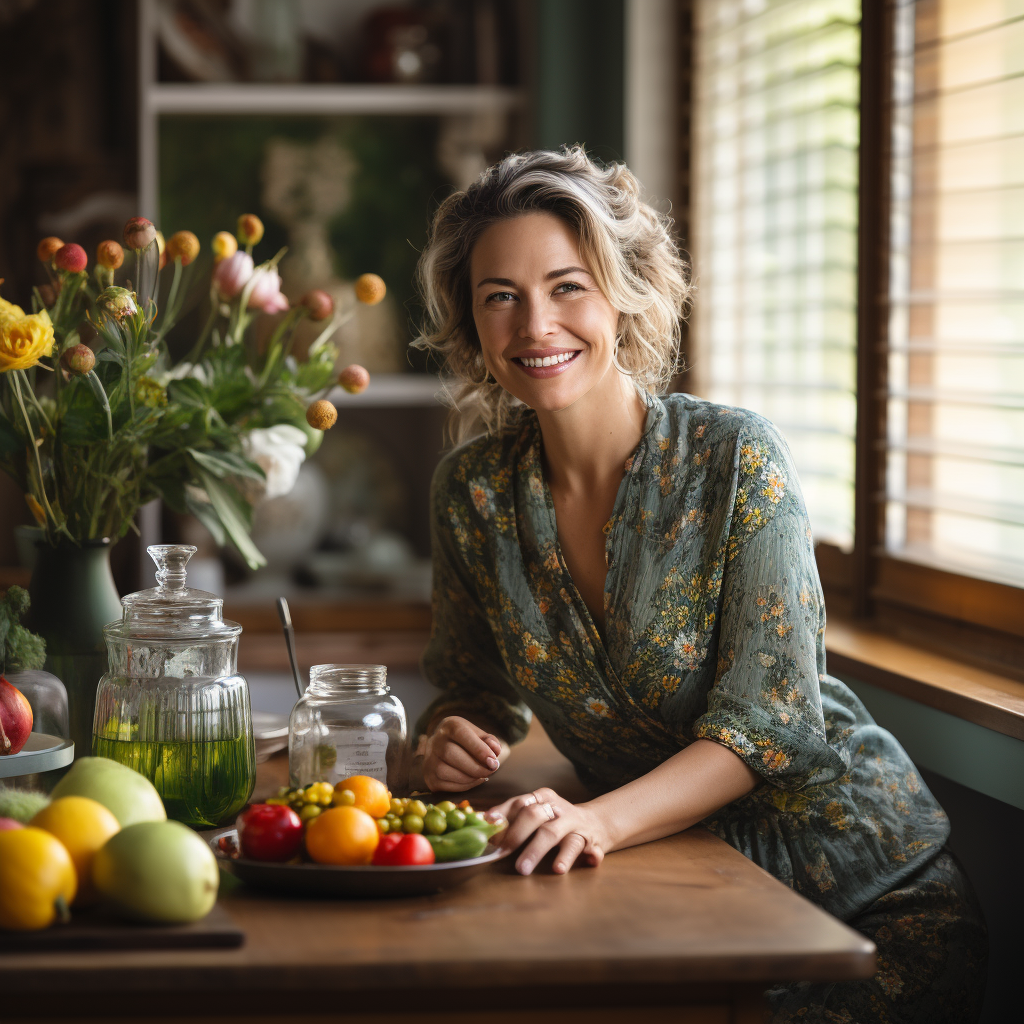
[691,0,862,548]
[886,0,1024,586]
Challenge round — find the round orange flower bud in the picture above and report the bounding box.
[338,364,370,395]
[166,230,200,266]
[37,237,64,263]
[54,243,87,274]
[61,343,96,375]
[96,240,124,270]
[354,273,386,305]
[211,231,238,263]
[305,399,338,431]
[124,217,157,251]
[301,289,333,321]
[237,214,265,246]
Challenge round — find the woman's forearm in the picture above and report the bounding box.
[585,739,761,853]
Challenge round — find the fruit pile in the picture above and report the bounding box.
[0,757,218,932]
[233,775,504,868]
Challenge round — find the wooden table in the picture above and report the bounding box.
[3,727,874,1024]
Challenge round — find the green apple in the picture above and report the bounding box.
[50,757,165,826]
[93,820,218,923]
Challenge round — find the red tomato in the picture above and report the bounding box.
[372,832,435,867]
[372,833,403,862]
[236,804,303,862]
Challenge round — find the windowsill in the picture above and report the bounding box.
[825,617,1024,742]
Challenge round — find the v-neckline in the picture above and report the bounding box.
[527,398,659,675]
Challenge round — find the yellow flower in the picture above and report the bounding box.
[212,230,238,263]
[0,295,25,324]
[0,307,54,372]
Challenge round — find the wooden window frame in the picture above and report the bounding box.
[849,0,1024,673]
[682,0,1024,676]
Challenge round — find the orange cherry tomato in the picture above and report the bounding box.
[305,806,379,866]
[333,775,391,819]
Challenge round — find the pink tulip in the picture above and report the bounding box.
[213,251,254,300]
[247,266,289,314]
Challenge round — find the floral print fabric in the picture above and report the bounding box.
[420,393,951,922]
[767,850,987,1023]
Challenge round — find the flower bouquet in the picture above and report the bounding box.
[0,213,380,569]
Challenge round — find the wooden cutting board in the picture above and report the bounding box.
[0,902,243,952]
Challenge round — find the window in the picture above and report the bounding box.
[690,0,862,549]
[886,0,1024,588]
[688,0,1024,651]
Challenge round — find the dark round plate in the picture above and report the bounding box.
[210,830,509,898]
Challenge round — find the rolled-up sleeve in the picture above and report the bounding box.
[693,420,848,791]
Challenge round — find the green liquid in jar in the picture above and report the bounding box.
[91,735,255,828]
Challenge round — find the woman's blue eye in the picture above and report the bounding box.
[555,282,582,294]
[486,291,516,303]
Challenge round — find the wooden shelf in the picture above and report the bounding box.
[238,629,429,673]
[147,83,526,117]
[225,598,431,635]
[327,373,444,408]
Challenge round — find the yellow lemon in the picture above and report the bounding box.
[0,827,77,929]
[31,796,120,905]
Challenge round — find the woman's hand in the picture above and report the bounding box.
[489,788,608,875]
[419,716,504,792]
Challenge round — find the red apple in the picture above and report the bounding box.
[0,676,33,755]
[236,804,303,862]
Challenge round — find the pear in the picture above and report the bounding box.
[50,757,165,827]
[93,820,218,924]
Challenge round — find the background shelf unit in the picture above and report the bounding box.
[147,83,526,116]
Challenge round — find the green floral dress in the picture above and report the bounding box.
[420,393,986,1022]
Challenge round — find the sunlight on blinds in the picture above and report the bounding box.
[887,0,1024,586]
[691,0,861,549]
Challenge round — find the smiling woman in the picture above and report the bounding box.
[410,147,987,1024]
[414,146,688,437]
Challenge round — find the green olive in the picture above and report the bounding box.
[424,809,447,835]
[299,804,322,822]
[389,798,405,817]
[445,808,467,831]
[436,800,456,813]
[408,800,428,818]
[334,788,356,807]
[402,813,425,834]
[376,817,390,834]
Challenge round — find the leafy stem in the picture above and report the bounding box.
[10,370,61,533]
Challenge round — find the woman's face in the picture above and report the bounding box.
[469,212,622,414]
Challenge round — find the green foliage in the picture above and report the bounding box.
[0,586,46,672]
[0,228,350,569]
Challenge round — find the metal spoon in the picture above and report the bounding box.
[276,597,305,700]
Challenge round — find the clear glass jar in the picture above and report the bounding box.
[91,545,256,828]
[289,664,407,792]
[5,669,69,740]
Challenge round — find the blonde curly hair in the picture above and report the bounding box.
[413,146,691,437]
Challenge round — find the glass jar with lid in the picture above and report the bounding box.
[91,544,255,827]
[289,665,407,793]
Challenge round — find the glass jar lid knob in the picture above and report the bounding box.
[148,544,196,593]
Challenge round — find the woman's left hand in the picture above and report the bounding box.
[488,788,608,875]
